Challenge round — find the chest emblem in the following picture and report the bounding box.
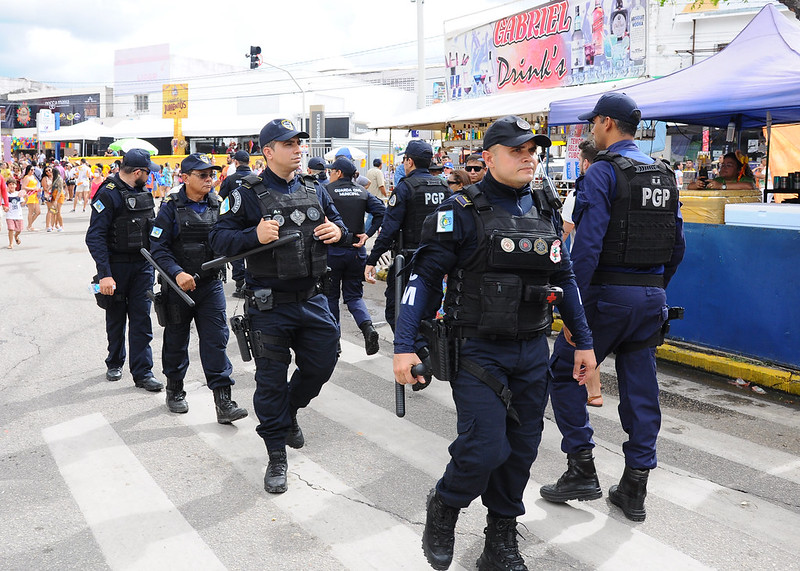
[500,238,515,252]
[307,206,321,221]
[550,239,562,263]
[273,214,285,226]
[519,238,532,252]
[290,209,306,226]
[534,238,548,255]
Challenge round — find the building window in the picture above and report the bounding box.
[134,94,149,113]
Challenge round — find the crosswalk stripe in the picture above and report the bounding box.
[42,413,226,571]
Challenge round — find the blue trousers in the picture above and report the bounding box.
[326,246,371,327]
[437,335,550,518]
[104,260,154,381]
[248,294,339,450]
[549,284,667,470]
[161,279,234,390]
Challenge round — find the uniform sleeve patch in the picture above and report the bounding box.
[454,194,472,208]
[220,197,230,215]
[436,210,454,233]
[150,226,163,239]
[93,200,105,213]
[388,194,397,207]
[230,189,242,213]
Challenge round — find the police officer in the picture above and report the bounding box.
[218,149,252,298]
[364,140,451,329]
[148,153,248,424]
[393,116,596,571]
[325,157,386,354]
[307,156,329,188]
[209,118,349,494]
[86,148,163,392]
[539,93,685,522]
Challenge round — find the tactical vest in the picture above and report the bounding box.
[243,175,327,280]
[443,185,563,338]
[172,192,220,278]
[327,180,367,235]
[595,152,678,267]
[398,175,450,252]
[108,182,156,254]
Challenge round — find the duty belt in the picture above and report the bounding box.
[452,325,547,341]
[243,284,319,307]
[591,271,664,288]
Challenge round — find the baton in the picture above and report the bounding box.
[139,248,196,308]
[200,232,301,271]
[395,253,406,417]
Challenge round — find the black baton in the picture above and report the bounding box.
[395,253,406,418]
[139,248,196,308]
[201,233,301,271]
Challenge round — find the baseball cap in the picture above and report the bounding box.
[233,150,250,162]
[307,157,328,171]
[334,148,353,160]
[329,157,356,177]
[578,92,642,125]
[443,161,454,169]
[428,162,444,172]
[259,118,309,147]
[404,140,433,161]
[181,153,222,172]
[483,116,551,150]
[121,148,160,172]
[372,158,382,167]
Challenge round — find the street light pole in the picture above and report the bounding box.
[414,0,425,109]
[260,61,307,132]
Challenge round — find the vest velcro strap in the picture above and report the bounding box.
[459,358,520,425]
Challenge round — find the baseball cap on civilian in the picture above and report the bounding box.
[259,118,309,147]
[121,148,160,172]
[329,157,356,177]
[307,157,328,171]
[181,153,222,172]
[233,150,250,162]
[404,140,433,161]
[443,161,454,168]
[483,116,551,150]
[577,92,641,125]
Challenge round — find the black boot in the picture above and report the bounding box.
[539,449,602,503]
[165,379,188,413]
[264,448,288,494]
[360,320,379,355]
[609,466,649,522]
[421,489,460,570]
[232,280,245,298]
[286,408,304,449]
[213,386,248,424]
[476,515,527,571]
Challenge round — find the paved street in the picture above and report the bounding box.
[2,207,799,570]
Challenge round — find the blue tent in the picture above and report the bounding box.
[548,4,800,128]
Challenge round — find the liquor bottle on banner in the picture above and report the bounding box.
[571,6,584,74]
[630,0,646,63]
[592,0,605,57]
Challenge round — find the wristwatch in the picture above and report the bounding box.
[722,181,727,190]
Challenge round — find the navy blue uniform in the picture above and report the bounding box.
[549,139,685,470]
[209,167,348,450]
[86,174,155,381]
[149,187,234,390]
[325,178,386,328]
[395,171,593,517]
[218,164,252,286]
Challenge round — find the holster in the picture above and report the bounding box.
[229,314,252,361]
[148,291,169,327]
[616,306,685,354]
[419,319,458,382]
[92,275,125,310]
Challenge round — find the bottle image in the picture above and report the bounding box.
[630,0,646,63]
[592,0,605,56]
[571,6,585,73]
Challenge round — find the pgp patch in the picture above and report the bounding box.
[436,210,453,233]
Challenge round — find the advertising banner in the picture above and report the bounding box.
[9,94,101,128]
[162,84,188,119]
[445,0,647,101]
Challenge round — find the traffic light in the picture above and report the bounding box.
[249,46,261,69]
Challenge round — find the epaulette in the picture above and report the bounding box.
[105,182,116,190]
[455,193,473,208]
[162,194,173,202]
[241,174,262,187]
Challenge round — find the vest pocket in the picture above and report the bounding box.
[478,273,521,335]
[275,236,310,280]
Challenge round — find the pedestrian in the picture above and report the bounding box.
[149,153,248,423]
[324,157,386,354]
[464,153,487,184]
[85,149,163,392]
[366,158,387,198]
[539,93,685,522]
[306,157,329,188]
[50,168,66,232]
[209,118,350,494]
[217,149,253,298]
[41,166,55,232]
[392,115,596,571]
[22,165,41,231]
[75,158,92,212]
[4,177,24,248]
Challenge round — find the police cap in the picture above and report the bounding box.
[307,157,328,171]
[233,150,250,163]
[181,153,222,172]
[483,116,551,150]
[330,157,356,177]
[121,148,160,172]
[259,118,309,147]
[404,139,433,161]
[578,92,642,125]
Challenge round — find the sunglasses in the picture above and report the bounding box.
[465,165,484,172]
[447,180,459,185]
[192,172,216,180]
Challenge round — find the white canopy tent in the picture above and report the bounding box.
[39,119,113,142]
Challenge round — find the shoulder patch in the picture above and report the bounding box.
[436,210,454,233]
[93,200,105,213]
[162,194,173,203]
[220,197,231,215]
[455,194,472,208]
[388,194,397,207]
[105,183,115,190]
[150,226,163,239]
[230,189,242,213]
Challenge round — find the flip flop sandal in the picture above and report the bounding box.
[587,394,604,407]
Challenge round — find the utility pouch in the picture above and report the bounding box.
[276,234,309,280]
[148,290,168,327]
[310,239,328,277]
[488,230,560,271]
[250,288,274,311]
[478,273,522,336]
[229,314,252,361]
[419,319,456,382]
[93,275,124,309]
[524,285,564,306]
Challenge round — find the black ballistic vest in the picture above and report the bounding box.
[443,185,562,338]
[595,152,678,267]
[244,175,327,280]
[399,175,450,251]
[108,182,155,254]
[327,179,367,235]
[172,191,220,278]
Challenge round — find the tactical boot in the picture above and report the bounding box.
[165,379,189,414]
[213,386,248,424]
[134,374,163,392]
[106,367,123,382]
[476,515,527,571]
[264,449,288,494]
[539,449,602,503]
[609,466,650,522]
[360,320,380,355]
[422,489,460,570]
[286,408,304,449]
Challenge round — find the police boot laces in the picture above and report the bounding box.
[429,497,459,548]
[486,519,527,570]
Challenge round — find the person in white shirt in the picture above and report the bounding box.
[74,158,92,212]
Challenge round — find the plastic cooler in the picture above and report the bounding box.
[724,203,800,229]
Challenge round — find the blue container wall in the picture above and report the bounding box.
[666,223,800,369]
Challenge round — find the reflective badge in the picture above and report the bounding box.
[281,119,294,130]
[534,238,548,255]
[290,209,306,225]
[388,194,397,207]
[516,118,531,130]
[550,239,562,263]
[219,197,230,215]
[127,197,137,209]
[436,210,453,233]
[501,238,515,252]
[93,200,105,213]
[231,189,241,213]
[519,238,532,252]
[307,206,321,221]
[273,214,285,227]
[150,226,163,239]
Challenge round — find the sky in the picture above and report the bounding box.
[1,0,531,88]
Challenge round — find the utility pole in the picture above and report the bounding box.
[414,0,425,109]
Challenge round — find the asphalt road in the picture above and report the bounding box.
[2,206,799,570]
